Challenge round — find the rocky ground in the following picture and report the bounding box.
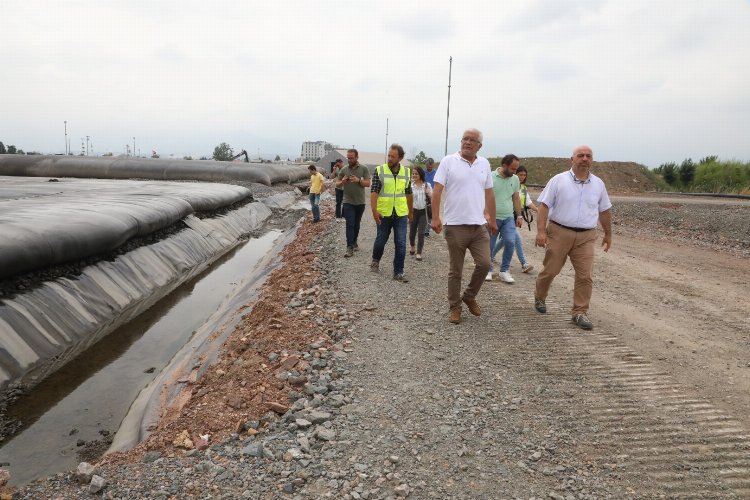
[3,189,750,499]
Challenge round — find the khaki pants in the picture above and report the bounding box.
[444,225,490,310]
[535,223,597,316]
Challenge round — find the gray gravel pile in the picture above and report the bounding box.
[613,198,750,257]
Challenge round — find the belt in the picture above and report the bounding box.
[550,220,593,232]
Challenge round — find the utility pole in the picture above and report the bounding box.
[64,121,68,155]
[445,56,452,157]
[85,135,90,156]
[133,137,136,158]
[384,117,389,162]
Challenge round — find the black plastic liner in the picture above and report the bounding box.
[0,177,252,280]
[0,155,309,186]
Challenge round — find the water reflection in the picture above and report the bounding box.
[0,230,281,485]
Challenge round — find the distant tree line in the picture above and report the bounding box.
[652,156,750,194]
[0,141,25,155]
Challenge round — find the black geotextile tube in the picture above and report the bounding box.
[0,176,254,280]
[0,155,310,185]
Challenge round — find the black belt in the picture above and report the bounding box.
[550,220,593,232]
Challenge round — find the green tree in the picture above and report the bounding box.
[274,154,281,161]
[183,155,193,160]
[17,149,24,155]
[699,155,718,165]
[679,158,695,186]
[212,142,234,161]
[411,151,428,166]
[0,142,5,154]
[659,162,678,185]
[6,145,17,154]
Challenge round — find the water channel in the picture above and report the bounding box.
[0,230,282,485]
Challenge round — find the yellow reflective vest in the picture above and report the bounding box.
[376,164,410,217]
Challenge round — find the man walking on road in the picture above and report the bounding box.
[307,165,326,222]
[534,145,612,330]
[337,149,371,257]
[486,154,523,283]
[331,158,345,220]
[370,144,413,281]
[431,128,497,324]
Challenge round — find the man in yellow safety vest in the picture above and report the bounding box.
[370,144,413,282]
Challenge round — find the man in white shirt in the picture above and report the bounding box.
[534,145,613,330]
[431,128,497,324]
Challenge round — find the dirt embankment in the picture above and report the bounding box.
[489,156,656,193]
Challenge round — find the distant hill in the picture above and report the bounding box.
[488,157,656,193]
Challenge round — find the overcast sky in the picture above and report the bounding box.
[2,0,749,166]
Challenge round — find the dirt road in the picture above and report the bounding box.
[11,192,750,498]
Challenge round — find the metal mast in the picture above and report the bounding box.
[444,56,452,156]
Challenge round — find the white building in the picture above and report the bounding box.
[300,141,336,161]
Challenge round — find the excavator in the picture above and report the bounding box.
[230,149,249,162]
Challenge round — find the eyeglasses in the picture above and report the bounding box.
[575,153,592,159]
[461,137,480,143]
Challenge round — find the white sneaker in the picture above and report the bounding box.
[498,271,515,283]
[485,271,493,281]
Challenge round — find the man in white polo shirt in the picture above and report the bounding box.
[431,128,497,324]
[533,145,612,330]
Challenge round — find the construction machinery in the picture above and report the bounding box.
[230,149,249,162]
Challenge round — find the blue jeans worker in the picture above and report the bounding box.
[370,144,413,281]
[307,165,325,222]
[485,154,523,283]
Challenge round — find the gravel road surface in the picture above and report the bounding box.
[7,191,750,499]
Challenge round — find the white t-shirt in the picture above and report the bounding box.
[434,152,493,225]
[536,169,612,229]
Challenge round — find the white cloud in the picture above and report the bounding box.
[1,0,749,166]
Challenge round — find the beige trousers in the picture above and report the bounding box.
[444,225,490,310]
[535,223,597,316]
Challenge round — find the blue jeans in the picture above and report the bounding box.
[342,203,365,248]
[514,227,527,266]
[372,215,408,275]
[309,193,321,221]
[335,188,344,218]
[489,216,516,272]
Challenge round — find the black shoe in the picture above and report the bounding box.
[573,314,593,330]
[344,247,353,258]
[534,298,547,314]
[352,243,359,251]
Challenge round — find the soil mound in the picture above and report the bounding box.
[489,156,655,193]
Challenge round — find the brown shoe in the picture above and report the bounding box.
[449,308,462,324]
[462,297,481,316]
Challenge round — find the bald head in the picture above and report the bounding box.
[572,145,593,160]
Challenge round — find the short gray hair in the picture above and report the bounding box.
[463,128,483,143]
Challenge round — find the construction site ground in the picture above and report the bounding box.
[8,190,750,499]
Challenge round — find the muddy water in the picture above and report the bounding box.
[0,230,281,486]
